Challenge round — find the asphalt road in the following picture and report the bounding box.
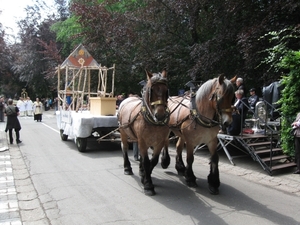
[6,110,300,224]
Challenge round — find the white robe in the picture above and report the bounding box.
[26,100,34,116]
[17,100,26,116]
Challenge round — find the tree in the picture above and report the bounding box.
[10,1,69,98]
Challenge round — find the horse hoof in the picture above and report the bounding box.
[161,157,170,169]
[161,162,169,169]
[186,181,198,188]
[208,185,219,195]
[124,170,133,175]
[144,189,156,196]
[139,170,144,177]
[177,171,185,176]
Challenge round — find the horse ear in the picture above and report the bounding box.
[161,69,167,78]
[145,70,153,79]
[218,74,225,84]
[230,75,237,84]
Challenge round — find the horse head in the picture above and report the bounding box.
[143,70,169,123]
[210,74,236,129]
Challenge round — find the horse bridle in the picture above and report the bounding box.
[189,80,232,128]
[141,78,170,125]
[210,81,233,126]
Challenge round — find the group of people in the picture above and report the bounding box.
[224,77,300,175]
[1,96,45,145]
[14,97,52,117]
[224,77,259,136]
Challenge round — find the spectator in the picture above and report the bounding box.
[292,112,300,174]
[0,96,5,122]
[116,94,125,109]
[4,99,22,144]
[234,89,249,123]
[227,106,241,135]
[236,77,246,92]
[248,88,259,113]
[53,97,59,114]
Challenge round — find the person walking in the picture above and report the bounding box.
[292,112,300,174]
[17,97,26,117]
[4,99,22,144]
[25,97,34,116]
[33,98,43,122]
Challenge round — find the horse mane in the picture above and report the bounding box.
[196,78,215,101]
[196,76,234,101]
[222,78,235,98]
[149,72,168,84]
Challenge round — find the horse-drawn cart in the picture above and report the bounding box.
[55,44,119,152]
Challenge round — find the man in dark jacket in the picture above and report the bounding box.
[227,106,242,135]
[4,99,22,144]
[248,88,259,113]
[234,90,249,123]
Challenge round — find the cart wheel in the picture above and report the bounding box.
[60,129,68,141]
[76,138,87,152]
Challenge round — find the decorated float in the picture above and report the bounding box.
[56,44,118,152]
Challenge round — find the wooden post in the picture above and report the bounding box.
[82,67,87,110]
[57,65,61,107]
[88,68,91,110]
[97,66,101,95]
[63,66,68,109]
[112,64,115,98]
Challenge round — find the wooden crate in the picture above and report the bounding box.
[89,97,116,115]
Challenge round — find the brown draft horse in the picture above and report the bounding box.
[161,74,236,195]
[118,70,170,196]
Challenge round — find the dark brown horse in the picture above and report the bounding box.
[118,70,170,196]
[161,74,236,194]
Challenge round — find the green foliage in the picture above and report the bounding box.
[260,27,300,156]
[3,0,300,103]
[105,0,145,13]
[277,51,300,156]
[51,15,84,58]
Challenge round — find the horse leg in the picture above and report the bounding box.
[185,143,197,187]
[207,141,220,195]
[140,154,155,196]
[175,137,186,175]
[161,134,171,169]
[120,134,133,175]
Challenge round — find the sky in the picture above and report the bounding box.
[0,0,56,41]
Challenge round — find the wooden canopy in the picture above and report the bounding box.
[56,44,115,111]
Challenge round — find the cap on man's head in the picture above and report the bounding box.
[249,88,256,92]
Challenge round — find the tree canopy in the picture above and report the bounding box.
[0,0,300,96]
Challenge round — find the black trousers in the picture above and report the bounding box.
[295,136,300,170]
[8,129,20,143]
[34,114,42,121]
